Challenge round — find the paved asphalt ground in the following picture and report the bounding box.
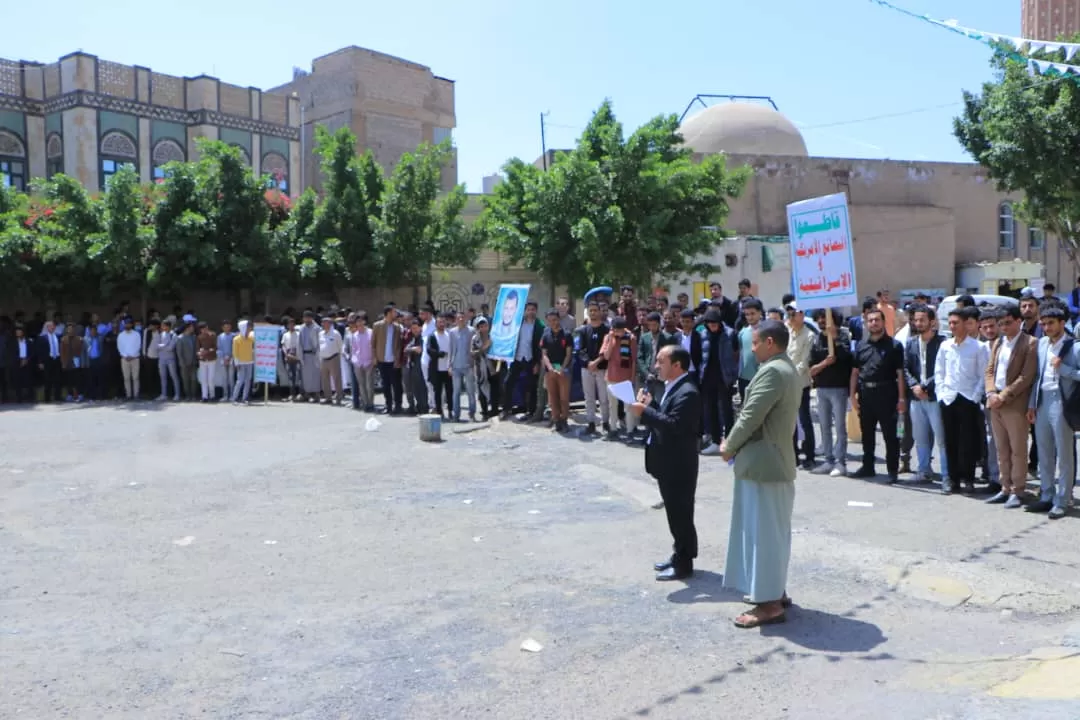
[2,400,1079,719]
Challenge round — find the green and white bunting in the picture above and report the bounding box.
[871,0,1080,79]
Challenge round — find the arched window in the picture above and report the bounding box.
[1028,226,1045,251]
[261,151,288,193]
[152,139,185,180]
[100,131,137,190]
[998,202,1015,250]
[46,133,63,178]
[0,130,27,191]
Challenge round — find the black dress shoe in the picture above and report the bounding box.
[851,466,876,479]
[654,557,674,572]
[1024,500,1053,513]
[656,566,693,581]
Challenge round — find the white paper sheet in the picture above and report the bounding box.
[607,380,636,405]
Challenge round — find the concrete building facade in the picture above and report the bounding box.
[1022,0,1080,40]
[268,46,456,193]
[674,103,1074,305]
[0,52,300,194]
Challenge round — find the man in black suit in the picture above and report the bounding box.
[630,344,702,581]
[35,320,63,403]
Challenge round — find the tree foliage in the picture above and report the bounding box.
[310,126,383,289]
[482,100,750,297]
[954,40,1080,260]
[91,164,155,301]
[376,139,481,301]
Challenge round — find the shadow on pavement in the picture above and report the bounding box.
[665,570,742,605]
[761,606,887,653]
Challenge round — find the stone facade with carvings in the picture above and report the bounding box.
[0,52,300,194]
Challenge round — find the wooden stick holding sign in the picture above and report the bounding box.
[825,307,835,358]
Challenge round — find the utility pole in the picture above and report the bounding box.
[540,111,549,170]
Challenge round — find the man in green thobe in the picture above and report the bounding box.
[720,319,801,628]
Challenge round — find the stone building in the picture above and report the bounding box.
[673,102,1075,305]
[540,102,1076,306]
[0,52,300,194]
[268,46,457,193]
[1022,0,1080,41]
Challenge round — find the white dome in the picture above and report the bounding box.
[678,103,808,157]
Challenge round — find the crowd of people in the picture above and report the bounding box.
[0,279,1076,519]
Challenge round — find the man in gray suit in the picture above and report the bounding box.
[1026,305,1079,520]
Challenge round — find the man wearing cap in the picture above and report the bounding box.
[698,308,738,455]
[708,282,739,329]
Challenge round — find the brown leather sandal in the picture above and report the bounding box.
[733,611,787,629]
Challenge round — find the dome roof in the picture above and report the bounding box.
[678,103,808,157]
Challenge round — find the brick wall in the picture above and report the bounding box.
[44,64,60,98]
[262,94,287,125]
[220,83,251,117]
[366,112,422,170]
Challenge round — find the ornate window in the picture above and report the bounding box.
[261,151,288,193]
[46,133,64,178]
[0,130,26,191]
[100,131,137,190]
[998,202,1015,250]
[1028,226,1045,251]
[152,139,185,180]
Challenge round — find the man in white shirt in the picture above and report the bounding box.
[1026,305,1079,519]
[318,317,344,405]
[934,307,988,495]
[419,305,436,407]
[117,317,142,400]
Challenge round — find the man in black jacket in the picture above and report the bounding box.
[903,303,947,483]
[630,345,702,582]
[808,309,853,476]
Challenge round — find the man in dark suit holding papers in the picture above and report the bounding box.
[629,345,702,581]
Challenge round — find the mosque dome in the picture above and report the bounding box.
[678,103,809,157]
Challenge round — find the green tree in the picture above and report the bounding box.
[90,165,154,306]
[310,127,384,291]
[32,175,104,304]
[149,161,213,301]
[197,140,280,311]
[376,139,479,304]
[954,41,1080,265]
[285,187,345,299]
[483,100,750,297]
[0,184,36,298]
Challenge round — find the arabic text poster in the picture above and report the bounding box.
[786,192,858,309]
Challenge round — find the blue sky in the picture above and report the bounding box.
[6,0,1019,191]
